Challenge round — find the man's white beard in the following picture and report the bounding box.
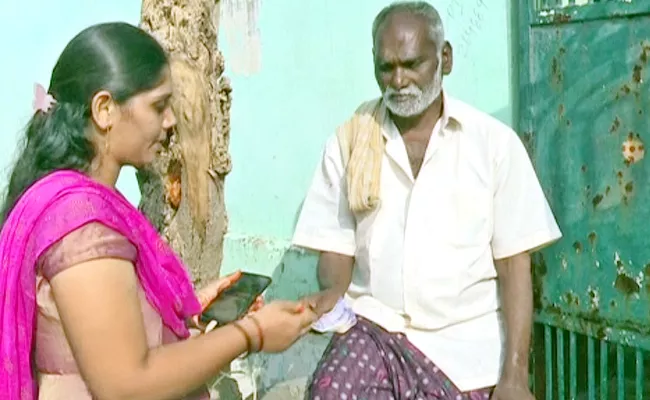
[382,61,443,117]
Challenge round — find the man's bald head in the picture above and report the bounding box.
[372,1,444,50]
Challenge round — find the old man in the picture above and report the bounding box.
[293,1,561,399]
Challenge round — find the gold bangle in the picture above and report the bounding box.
[231,321,252,354]
[248,315,264,353]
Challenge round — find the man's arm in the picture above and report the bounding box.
[318,252,354,293]
[292,135,357,315]
[489,128,561,399]
[309,252,354,315]
[494,252,532,385]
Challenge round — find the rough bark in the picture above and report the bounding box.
[139,0,232,287]
[139,1,237,398]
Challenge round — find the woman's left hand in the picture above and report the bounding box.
[248,295,264,313]
[196,270,243,311]
[190,271,241,331]
[190,271,265,331]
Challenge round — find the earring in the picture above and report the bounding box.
[104,125,112,154]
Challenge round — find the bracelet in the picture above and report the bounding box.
[231,321,252,354]
[248,315,264,353]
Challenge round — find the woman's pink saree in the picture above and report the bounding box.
[0,170,201,399]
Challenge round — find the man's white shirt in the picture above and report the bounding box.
[293,93,562,391]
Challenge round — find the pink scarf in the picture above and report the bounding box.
[0,170,201,399]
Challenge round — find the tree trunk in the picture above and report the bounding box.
[138,0,232,287]
[139,1,238,398]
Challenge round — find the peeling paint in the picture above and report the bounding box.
[612,252,643,297]
[572,241,582,253]
[563,290,579,306]
[614,252,623,270]
[587,286,599,309]
[622,133,645,164]
[220,0,261,75]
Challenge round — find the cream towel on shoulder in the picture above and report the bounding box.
[336,98,387,213]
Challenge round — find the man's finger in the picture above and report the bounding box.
[300,326,312,336]
[272,300,304,312]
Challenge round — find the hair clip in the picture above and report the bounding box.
[33,83,57,113]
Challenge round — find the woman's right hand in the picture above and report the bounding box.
[243,300,317,353]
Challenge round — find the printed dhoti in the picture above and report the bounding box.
[308,318,494,400]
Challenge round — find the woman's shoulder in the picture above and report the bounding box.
[39,222,137,280]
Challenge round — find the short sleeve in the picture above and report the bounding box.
[491,130,562,259]
[292,135,357,256]
[39,222,138,280]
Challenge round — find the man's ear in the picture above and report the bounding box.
[442,41,453,76]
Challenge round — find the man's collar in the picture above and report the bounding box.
[440,90,464,130]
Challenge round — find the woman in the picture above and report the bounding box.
[0,22,316,399]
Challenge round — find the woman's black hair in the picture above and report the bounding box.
[1,22,168,223]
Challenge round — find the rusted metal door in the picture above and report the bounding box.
[517,1,650,398]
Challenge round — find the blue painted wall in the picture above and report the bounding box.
[0,1,144,205]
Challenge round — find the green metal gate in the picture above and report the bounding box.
[517,1,650,398]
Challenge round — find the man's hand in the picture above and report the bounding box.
[491,379,535,400]
[301,289,340,317]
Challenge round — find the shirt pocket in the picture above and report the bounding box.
[451,186,492,247]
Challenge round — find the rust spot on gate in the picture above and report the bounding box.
[573,241,582,253]
[551,57,563,86]
[592,194,603,208]
[521,131,535,154]
[564,291,579,306]
[609,116,620,133]
[614,273,640,296]
[633,65,643,84]
[588,232,597,246]
[640,41,650,63]
[552,13,571,23]
[532,253,547,311]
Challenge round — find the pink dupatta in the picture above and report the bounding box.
[0,170,202,399]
